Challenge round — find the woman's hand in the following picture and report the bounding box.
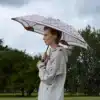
[37,60,45,68]
[41,52,47,62]
[41,52,50,65]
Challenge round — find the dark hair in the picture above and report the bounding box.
[44,26,62,44]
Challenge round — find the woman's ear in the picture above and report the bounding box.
[54,35,57,39]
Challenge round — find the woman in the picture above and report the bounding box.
[37,26,68,100]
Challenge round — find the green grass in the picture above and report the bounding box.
[0,98,36,100]
[64,97,100,100]
[0,93,99,100]
[0,97,100,100]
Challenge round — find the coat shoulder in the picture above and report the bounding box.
[57,46,65,52]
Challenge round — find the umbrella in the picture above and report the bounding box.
[11,14,88,49]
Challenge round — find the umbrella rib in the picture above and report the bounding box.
[12,18,43,35]
[21,19,44,35]
[21,19,31,27]
[12,18,26,28]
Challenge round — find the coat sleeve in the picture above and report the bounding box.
[37,49,65,85]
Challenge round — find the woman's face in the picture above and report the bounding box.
[43,29,56,45]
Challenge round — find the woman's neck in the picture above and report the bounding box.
[50,43,59,49]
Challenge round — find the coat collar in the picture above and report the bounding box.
[50,45,62,52]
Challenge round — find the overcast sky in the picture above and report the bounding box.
[0,0,99,55]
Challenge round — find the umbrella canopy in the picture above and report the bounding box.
[11,14,88,49]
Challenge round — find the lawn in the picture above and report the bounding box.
[0,97,100,100]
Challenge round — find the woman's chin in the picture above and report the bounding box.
[45,43,49,45]
[45,42,49,45]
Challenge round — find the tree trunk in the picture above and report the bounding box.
[21,88,24,96]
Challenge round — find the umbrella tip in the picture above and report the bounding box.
[11,18,15,20]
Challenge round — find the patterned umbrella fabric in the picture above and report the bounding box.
[12,14,88,49]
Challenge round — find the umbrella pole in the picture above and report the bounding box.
[41,45,49,62]
[45,45,49,54]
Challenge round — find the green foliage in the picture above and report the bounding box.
[0,40,41,96]
[66,25,100,95]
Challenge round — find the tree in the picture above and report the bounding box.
[65,25,100,95]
